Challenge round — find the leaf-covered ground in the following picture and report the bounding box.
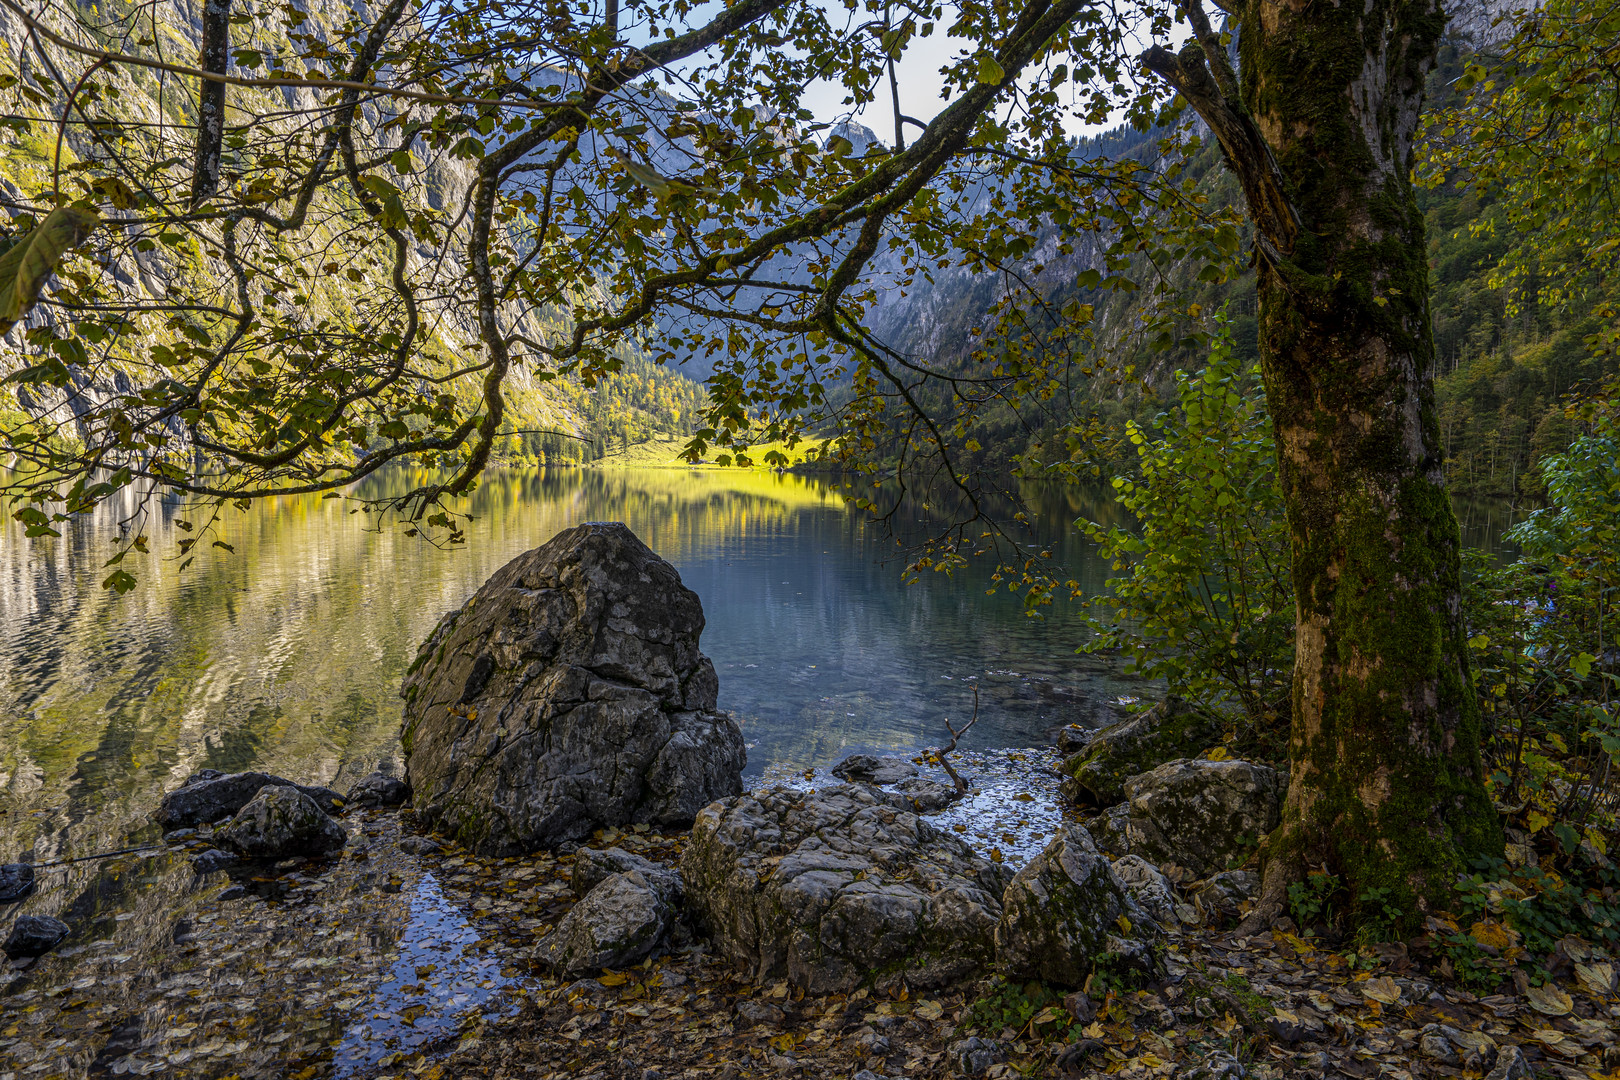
[414,832,1620,1080]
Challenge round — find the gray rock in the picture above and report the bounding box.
[1111,855,1176,926]
[190,848,238,873]
[3,915,69,958]
[831,754,919,785]
[1119,759,1282,879]
[536,870,674,975]
[215,884,247,901]
[162,828,198,844]
[995,824,1162,989]
[1182,1050,1246,1080]
[397,835,443,856]
[1094,804,1131,854]
[1419,1033,1460,1064]
[0,864,35,903]
[156,770,346,830]
[1187,870,1260,921]
[879,777,961,813]
[345,771,410,808]
[1485,1045,1532,1080]
[682,784,1009,993]
[948,1037,1005,1077]
[220,785,347,859]
[571,846,682,905]
[1053,724,1092,755]
[400,522,746,855]
[734,1000,785,1028]
[1059,698,1221,808]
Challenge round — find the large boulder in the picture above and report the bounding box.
[400,522,746,855]
[1120,759,1282,879]
[682,784,1010,993]
[537,870,676,976]
[995,824,1162,988]
[1059,697,1221,808]
[220,785,347,859]
[155,769,346,829]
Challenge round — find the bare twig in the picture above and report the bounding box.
[933,684,980,795]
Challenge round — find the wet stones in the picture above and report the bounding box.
[3,915,69,959]
[345,771,410,808]
[156,770,346,830]
[400,522,746,855]
[0,864,34,903]
[1058,697,1221,808]
[220,785,347,859]
[537,870,677,976]
[682,784,1009,993]
[995,824,1162,989]
[1119,759,1282,879]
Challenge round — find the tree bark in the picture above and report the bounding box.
[1146,0,1501,927]
[190,0,232,208]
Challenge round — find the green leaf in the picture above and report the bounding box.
[102,568,136,594]
[0,207,99,335]
[1572,652,1595,679]
[976,54,1005,85]
[391,149,415,174]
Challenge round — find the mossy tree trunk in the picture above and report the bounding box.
[1144,0,1501,926]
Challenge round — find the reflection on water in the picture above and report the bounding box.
[0,467,1135,867]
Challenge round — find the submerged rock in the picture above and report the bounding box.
[221,785,347,859]
[400,522,746,855]
[1120,759,1281,879]
[1059,697,1221,808]
[995,824,1162,988]
[830,754,919,785]
[155,770,346,830]
[345,771,410,808]
[537,870,675,975]
[190,848,239,874]
[683,784,1009,993]
[0,863,35,903]
[3,915,69,959]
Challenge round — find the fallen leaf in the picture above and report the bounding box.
[914,1000,944,1021]
[1576,962,1615,997]
[1469,920,1518,950]
[1526,983,1574,1016]
[1361,976,1402,1005]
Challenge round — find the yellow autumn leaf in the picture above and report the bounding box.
[914,999,944,1021]
[1526,982,1573,1016]
[1469,920,1518,950]
[1575,962,1616,998]
[1526,809,1552,833]
[1360,975,1402,1005]
[598,970,632,986]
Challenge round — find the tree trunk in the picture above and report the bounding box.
[1145,0,1501,927]
[190,0,232,208]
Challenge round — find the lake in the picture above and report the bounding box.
[0,467,1140,867]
